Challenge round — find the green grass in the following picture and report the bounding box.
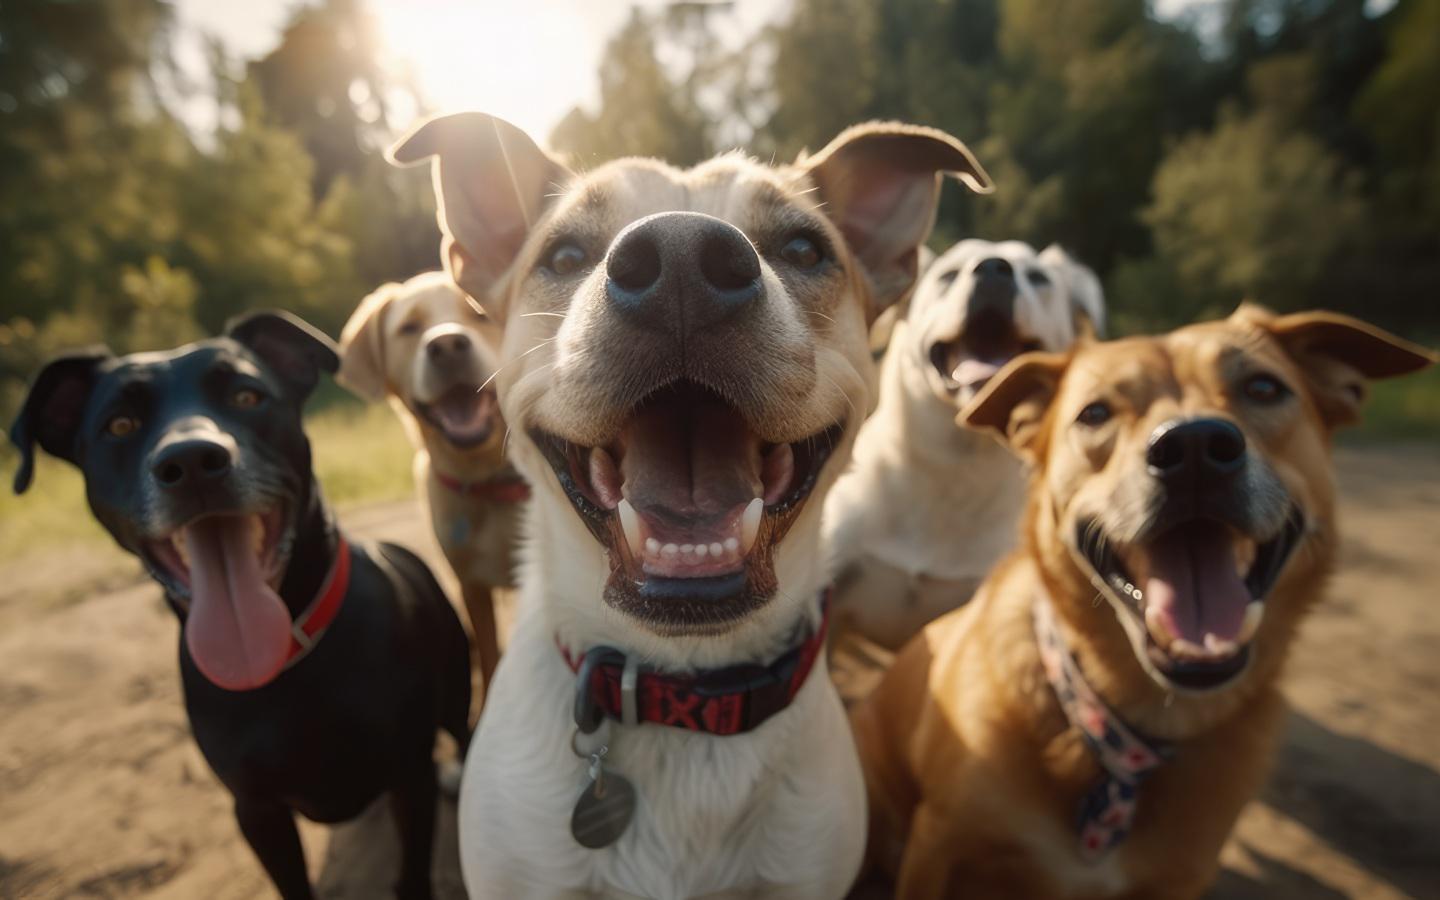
[1347,362,1440,443]
[0,399,415,566]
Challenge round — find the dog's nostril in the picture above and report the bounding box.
[1147,433,1186,473]
[1147,418,1247,477]
[608,234,662,293]
[699,232,761,293]
[156,462,185,486]
[200,448,231,474]
[1205,424,1246,469]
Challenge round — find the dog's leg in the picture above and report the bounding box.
[389,757,439,900]
[234,795,313,900]
[462,583,501,698]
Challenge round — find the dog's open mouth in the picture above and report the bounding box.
[144,507,295,691]
[1076,511,1304,690]
[532,380,843,632]
[419,385,498,448]
[930,309,1041,396]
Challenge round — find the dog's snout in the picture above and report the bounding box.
[605,212,761,337]
[974,257,1014,281]
[425,330,472,362]
[1147,418,1247,483]
[152,437,234,489]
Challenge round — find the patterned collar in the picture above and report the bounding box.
[1033,593,1171,860]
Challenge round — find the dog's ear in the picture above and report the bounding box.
[337,283,398,401]
[225,310,340,399]
[9,348,111,494]
[388,112,572,321]
[801,122,993,323]
[1039,244,1106,339]
[1243,306,1437,429]
[959,351,1069,463]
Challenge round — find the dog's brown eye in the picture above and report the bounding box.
[106,415,140,438]
[1076,401,1111,427]
[397,320,422,336]
[780,236,821,269]
[1243,373,1289,404]
[547,242,588,277]
[232,388,262,409]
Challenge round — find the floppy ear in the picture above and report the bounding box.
[337,283,398,401]
[1247,307,1437,429]
[9,348,112,493]
[800,121,993,323]
[388,112,572,320]
[958,351,1069,464]
[1039,244,1106,339]
[225,310,340,399]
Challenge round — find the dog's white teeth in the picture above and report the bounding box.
[1143,603,1175,649]
[645,537,661,556]
[661,543,679,559]
[617,499,644,558]
[589,447,623,510]
[741,497,763,554]
[1237,601,1265,644]
[1168,638,1206,661]
[1203,633,1238,656]
[724,537,739,553]
[709,542,724,557]
[695,543,709,558]
[680,544,695,555]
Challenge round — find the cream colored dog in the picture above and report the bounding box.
[338,270,524,689]
[389,112,991,898]
[826,240,1105,650]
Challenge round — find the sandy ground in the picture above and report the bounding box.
[1,443,1437,899]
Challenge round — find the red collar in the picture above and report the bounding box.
[284,538,351,668]
[560,591,830,736]
[434,468,531,503]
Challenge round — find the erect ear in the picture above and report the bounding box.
[800,121,993,324]
[225,310,340,399]
[337,283,399,402]
[9,348,112,493]
[388,112,572,321]
[958,351,1069,464]
[1039,244,1107,339]
[1243,306,1437,429]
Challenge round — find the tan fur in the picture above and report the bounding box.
[337,270,518,693]
[853,306,1435,898]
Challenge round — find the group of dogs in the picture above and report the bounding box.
[9,112,1435,900]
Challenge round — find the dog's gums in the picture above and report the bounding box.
[418,385,498,448]
[1075,511,1304,690]
[532,380,842,632]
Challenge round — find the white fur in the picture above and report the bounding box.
[825,240,1105,650]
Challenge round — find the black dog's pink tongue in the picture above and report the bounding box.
[182,516,292,691]
[1144,523,1250,647]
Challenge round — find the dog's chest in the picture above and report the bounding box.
[458,618,864,899]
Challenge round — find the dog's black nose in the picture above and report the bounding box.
[974,257,1014,281]
[1147,418,1246,483]
[152,438,233,489]
[425,331,472,361]
[605,212,762,336]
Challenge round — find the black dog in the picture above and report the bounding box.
[10,311,472,900]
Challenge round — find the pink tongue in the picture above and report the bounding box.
[434,389,493,435]
[182,517,293,691]
[952,358,1003,389]
[1144,523,1251,646]
[620,394,760,518]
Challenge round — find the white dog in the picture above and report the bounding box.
[825,240,1105,650]
[389,112,992,898]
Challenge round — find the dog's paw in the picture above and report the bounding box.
[438,758,464,799]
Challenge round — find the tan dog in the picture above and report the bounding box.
[389,112,990,898]
[338,270,523,689]
[852,306,1434,898]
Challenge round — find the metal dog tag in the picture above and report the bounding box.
[570,747,636,849]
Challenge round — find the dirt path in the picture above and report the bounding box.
[1,444,1437,898]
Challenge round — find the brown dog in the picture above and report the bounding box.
[338,270,523,691]
[851,305,1435,898]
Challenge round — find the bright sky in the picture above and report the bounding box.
[173,0,778,144]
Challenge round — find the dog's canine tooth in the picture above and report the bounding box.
[723,537,739,553]
[645,537,661,557]
[617,499,644,558]
[1143,602,1174,649]
[741,497,763,554]
[1237,601,1264,644]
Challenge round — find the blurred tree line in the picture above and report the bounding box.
[2,0,1437,419]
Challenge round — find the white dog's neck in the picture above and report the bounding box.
[522,489,830,673]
